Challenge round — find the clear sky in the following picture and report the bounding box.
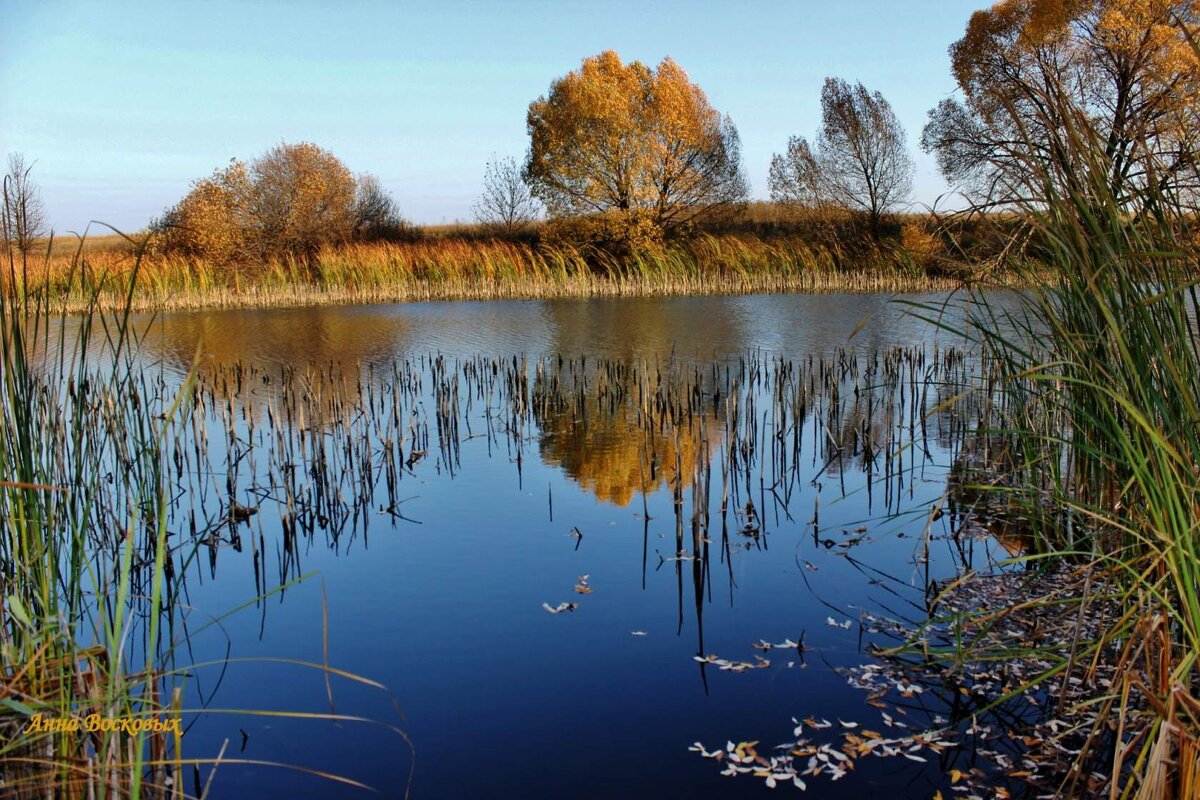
[1,0,985,233]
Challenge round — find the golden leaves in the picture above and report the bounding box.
[901,221,944,269]
[162,142,358,266]
[940,0,1200,198]
[526,51,746,248]
[958,0,1200,89]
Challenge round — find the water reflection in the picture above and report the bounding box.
[534,360,722,506]
[128,291,1005,378]
[44,293,1039,799]
[145,304,412,373]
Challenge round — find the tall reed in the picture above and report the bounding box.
[0,212,193,797]
[0,210,411,795]
[24,232,974,314]
[910,41,1200,798]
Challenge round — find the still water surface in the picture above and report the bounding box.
[115,292,1018,798]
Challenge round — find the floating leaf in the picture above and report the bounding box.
[542,601,577,614]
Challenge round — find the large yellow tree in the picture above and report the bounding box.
[525,51,747,248]
[922,0,1200,205]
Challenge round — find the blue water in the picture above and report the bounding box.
[104,292,1014,798]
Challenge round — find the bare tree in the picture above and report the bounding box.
[770,78,913,239]
[353,173,410,240]
[473,154,539,235]
[2,153,48,258]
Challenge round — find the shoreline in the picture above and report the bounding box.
[49,269,984,315]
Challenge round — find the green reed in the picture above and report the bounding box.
[903,51,1200,798]
[0,214,189,798]
[0,213,408,797]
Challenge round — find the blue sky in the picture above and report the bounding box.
[1,0,984,232]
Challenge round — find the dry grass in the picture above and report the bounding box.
[23,231,986,314]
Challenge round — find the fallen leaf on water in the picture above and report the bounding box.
[733,741,760,762]
[542,601,577,614]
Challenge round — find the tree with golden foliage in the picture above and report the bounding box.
[160,142,362,263]
[922,0,1200,205]
[247,142,357,257]
[157,159,252,263]
[525,51,747,251]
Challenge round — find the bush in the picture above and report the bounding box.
[159,143,380,266]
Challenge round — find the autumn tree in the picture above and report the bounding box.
[769,78,913,239]
[525,51,747,250]
[473,154,539,235]
[245,142,357,257]
[156,159,252,263]
[921,0,1200,206]
[2,153,48,259]
[160,142,372,263]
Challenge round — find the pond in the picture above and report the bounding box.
[79,292,1026,798]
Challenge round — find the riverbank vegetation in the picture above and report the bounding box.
[1,49,1010,313]
[888,2,1200,797]
[15,209,1004,313]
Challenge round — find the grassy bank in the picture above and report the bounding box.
[27,229,989,314]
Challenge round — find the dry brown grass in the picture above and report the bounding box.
[17,230,987,314]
